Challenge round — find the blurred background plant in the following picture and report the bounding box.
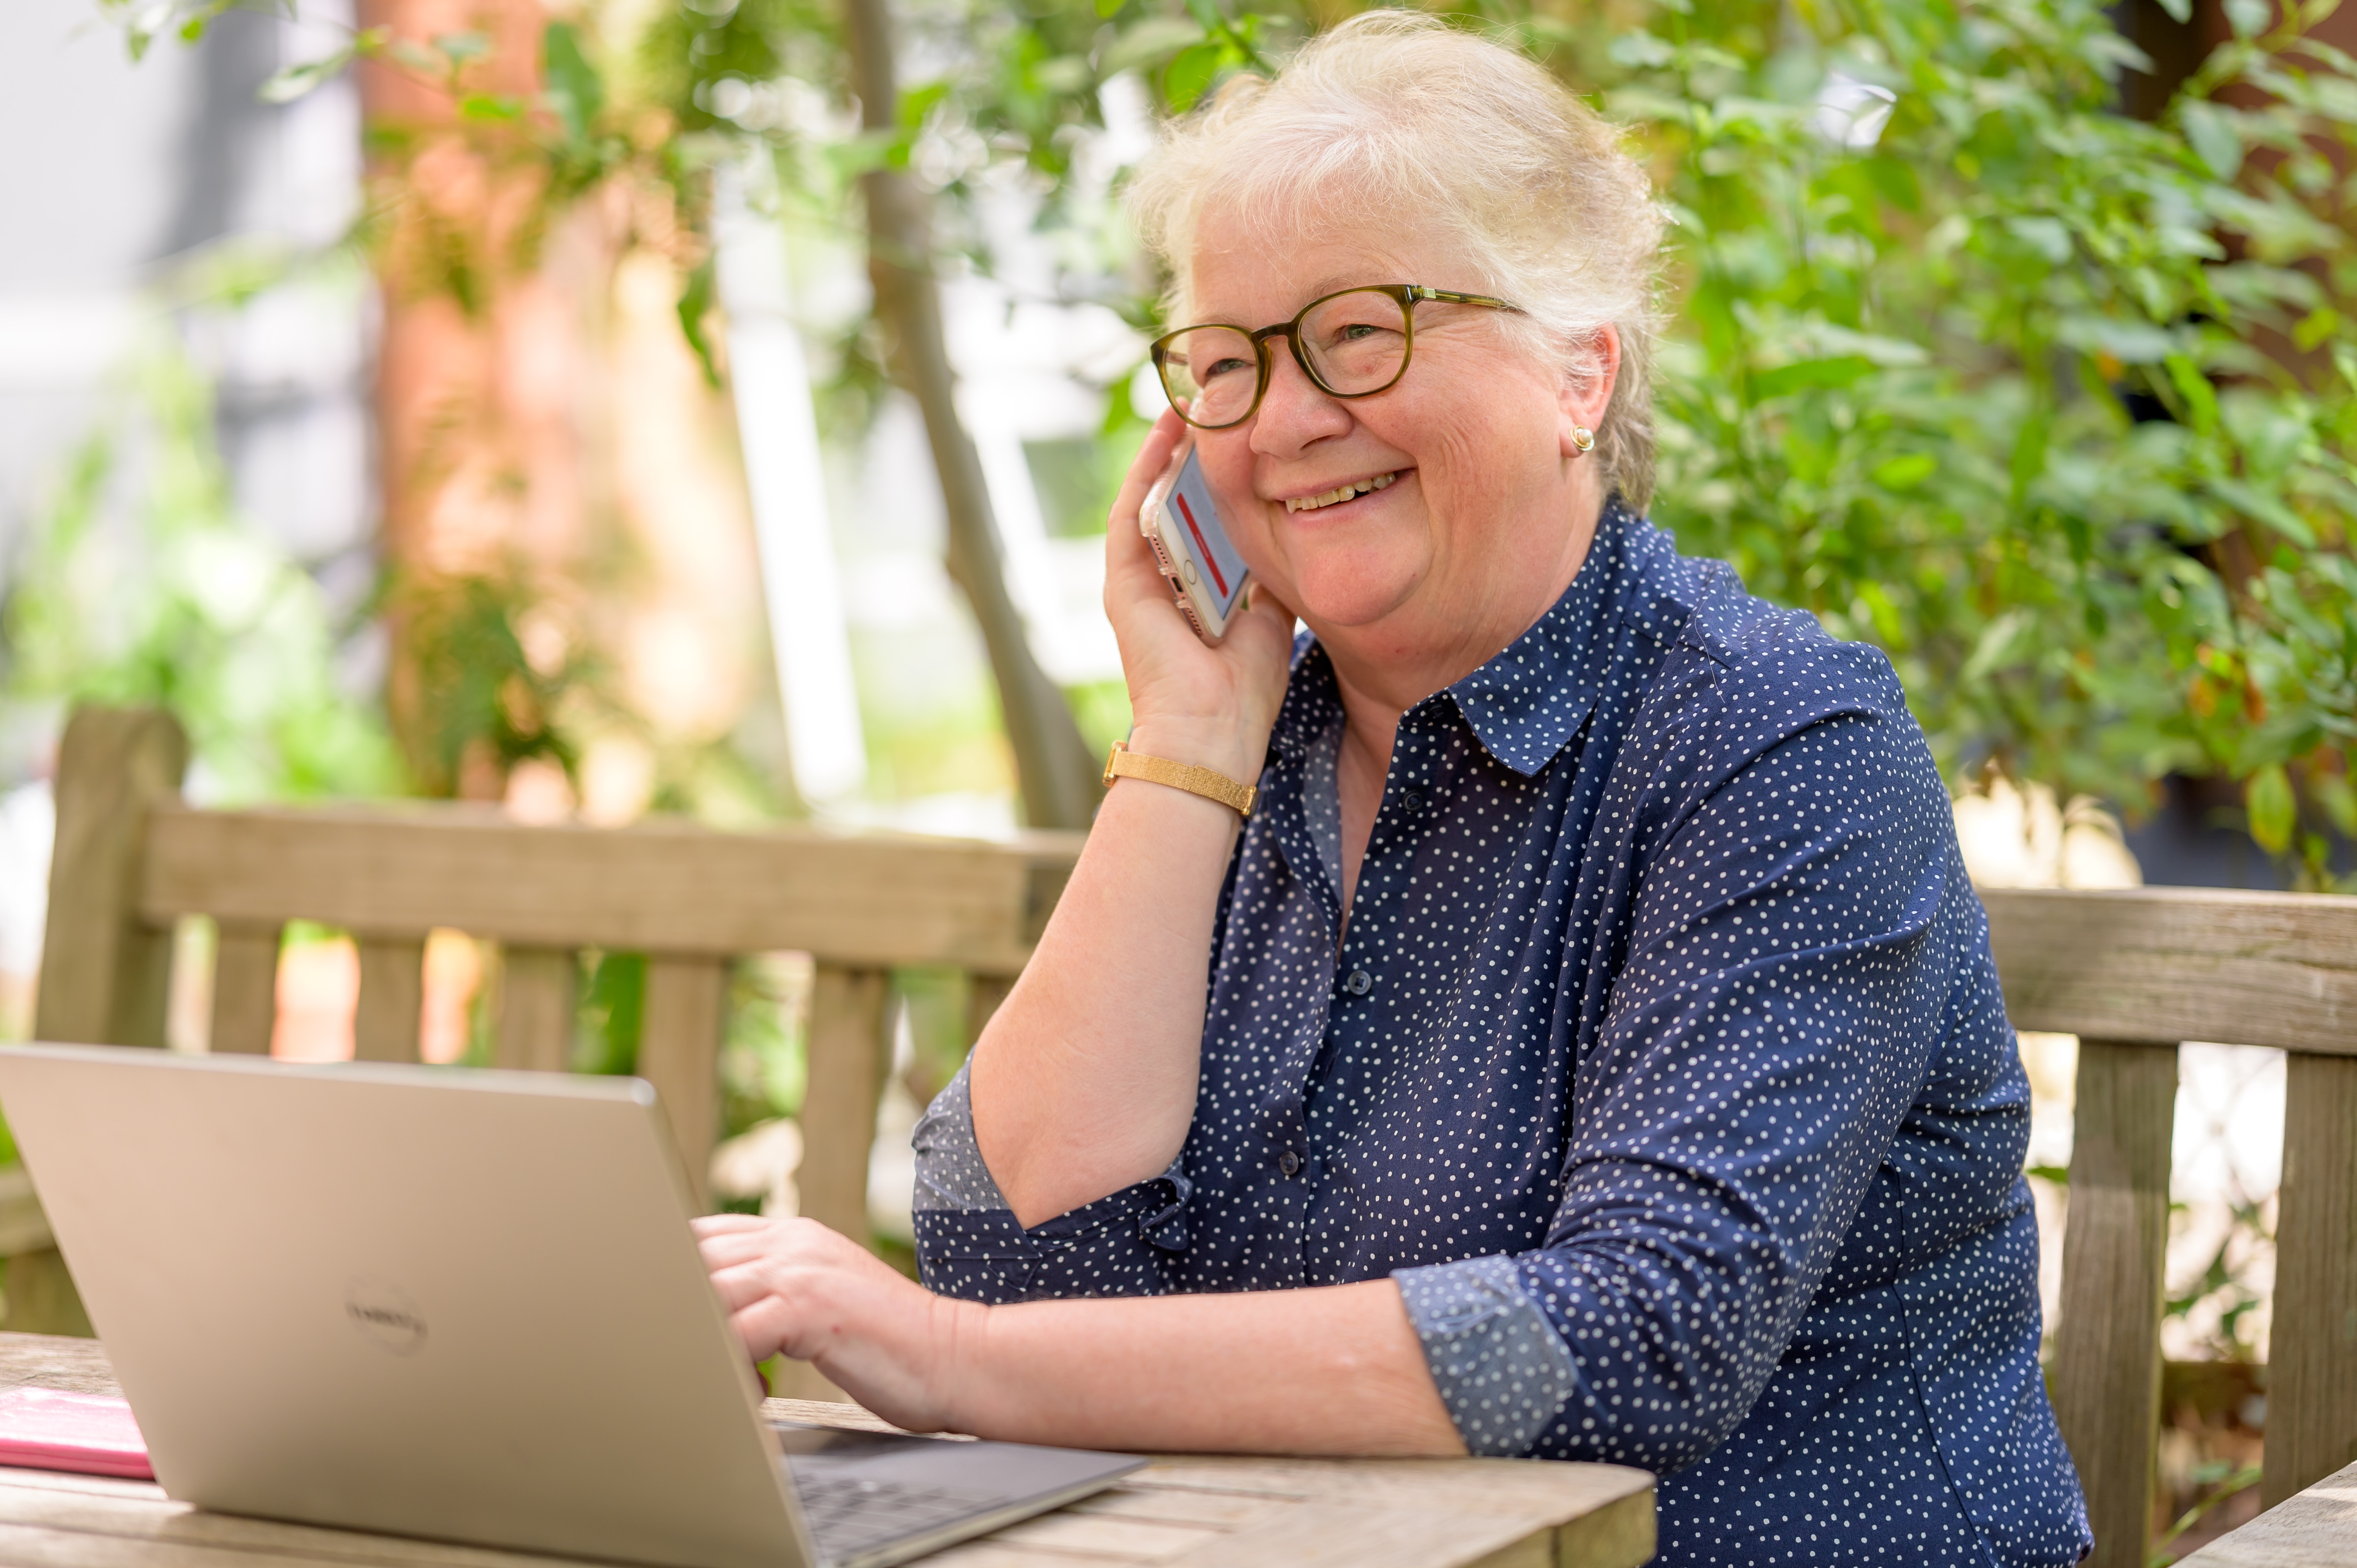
[0,335,401,805]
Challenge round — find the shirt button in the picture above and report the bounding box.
[1342,968,1373,996]
[1399,787,1426,814]
[1277,1150,1302,1177]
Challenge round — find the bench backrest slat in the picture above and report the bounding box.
[798,966,894,1245]
[353,937,426,1064]
[2048,1037,2179,1568]
[2269,1054,2357,1511]
[208,922,280,1056]
[496,946,578,1074]
[1982,886,2357,1053]
[639,956,733,1210]
[138,804,1081,973]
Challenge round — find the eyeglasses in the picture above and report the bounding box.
[1150,283,1520,431]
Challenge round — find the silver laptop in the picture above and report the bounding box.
[0,1044,1141,1568]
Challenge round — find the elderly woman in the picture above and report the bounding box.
[696,15,2091,1566]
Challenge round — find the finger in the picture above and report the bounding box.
[696,1220,838,1274]
[698,1233,783,1274]
[708,1257,792,1314]
[728,1301,793,1366]
[691,1213,769,1238]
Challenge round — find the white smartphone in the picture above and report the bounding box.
[1140,444,1252,643]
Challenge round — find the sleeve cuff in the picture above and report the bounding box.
[910,1059,1189,1303]
[910,1059,1011,1214]
[1394,1254,1579,1458]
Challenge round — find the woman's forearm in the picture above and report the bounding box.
[969,410,1297,1229]
[939,1278,1465,1457]
[969,735,1245,1226]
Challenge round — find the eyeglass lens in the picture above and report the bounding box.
[1159,288,1411,427]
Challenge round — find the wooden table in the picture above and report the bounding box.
[0,1334,1656,1567]
[2179,1459,2357,1568]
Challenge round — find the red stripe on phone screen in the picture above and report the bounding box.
[1173,493,1231,597]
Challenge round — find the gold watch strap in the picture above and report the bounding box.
[1103,740,1257,819]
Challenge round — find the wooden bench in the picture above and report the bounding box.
[5,703,2355,1563]
[1984,885,2356,1564]
[4,706,1082,1381]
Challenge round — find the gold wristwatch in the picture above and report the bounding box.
[1103,740,1256,819]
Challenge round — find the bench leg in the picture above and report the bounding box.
[2266,1052,2357,1506]
[2051,1037,2176,1568]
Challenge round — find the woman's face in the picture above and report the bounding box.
[1183,212,1612,673]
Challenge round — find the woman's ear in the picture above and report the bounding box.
[1558,326,1622,460]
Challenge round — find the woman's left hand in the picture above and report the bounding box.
[692,1213,979,1433]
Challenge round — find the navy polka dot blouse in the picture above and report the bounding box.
[912,501,2092,1568]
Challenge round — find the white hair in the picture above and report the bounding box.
[1126,11,1666,511]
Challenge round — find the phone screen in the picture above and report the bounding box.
[1166,449,1251,620]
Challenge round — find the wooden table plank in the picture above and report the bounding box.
[2178,1459,2357,1567]
[0,1336,1654,1568]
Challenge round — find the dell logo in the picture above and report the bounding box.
[343,1278,428,1357]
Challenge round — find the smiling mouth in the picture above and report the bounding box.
[1283,471,1399,514]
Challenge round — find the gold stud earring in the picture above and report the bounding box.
[1569,424,1595,454]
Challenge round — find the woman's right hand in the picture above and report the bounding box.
[1104,411,1299,783]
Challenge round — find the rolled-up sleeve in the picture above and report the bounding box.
[910,1060,1187,1304]
[1395,677,1960,1471]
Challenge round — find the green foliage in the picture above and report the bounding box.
[1581,0,2357,887]
[574,950,648,1074]
[721,954,808,1130]
[0,347,401,802]
[852,0,2357,884]
[389,570,601,798]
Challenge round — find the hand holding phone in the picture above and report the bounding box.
[1140,445,1252,644]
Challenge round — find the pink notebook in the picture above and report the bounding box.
[0,1386,154,1479]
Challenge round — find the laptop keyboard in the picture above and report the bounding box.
[791,1473,1002,1564]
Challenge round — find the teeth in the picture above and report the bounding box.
[1284,471,1397,513]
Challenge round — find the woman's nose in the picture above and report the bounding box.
[1250,340,1353,456]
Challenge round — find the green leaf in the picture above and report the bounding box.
[261,49,351,104]
[1101,16,1208,76]
[1871,453,1938,491]
[1750,355,1877,399]
[2314,772,2357,837]
[458,93,525,122]
[2006,216,2074,267]
[2246,764,2296,854]
[434,30,490,64]
[1962,609,2033,683]
[2165,354,2221,434]
[2208,477,2318,546]
[2180,101,2244,180]
[1162,41,1223,113]
[676,258,721,390]
[260,29,383,105]
[2224,0,2271,37]
[542,21,604,145]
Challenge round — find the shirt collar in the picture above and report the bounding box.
[1437,497,1631,776]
